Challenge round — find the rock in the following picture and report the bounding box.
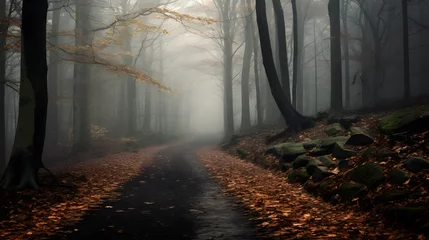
[332,143,357,159]
[320,136,350,149]
[235,148,249,159]
[308,148,332,157]
[307,158,322,167]
[292,155,312,169]
[303,139,321,150]
[350,126,367,134]
[384,206,428,226]
[348,162,385,189]
[280,163,291,172]
[325,123,343,137]
[388,168,410,185]
[317,156,335,168]
[338,159,349,171]
[306,165,333,182]
[297,169,310,183]
[345,133,374,146]
[403,157,429,173]
[339,182,366,200]
[319,181,331,194]
[421,222,429,233]
[287,170,298,183]
[375,191,409,203]
[376,148,395,161]
[378,106,429,134]
[271,142,306,161]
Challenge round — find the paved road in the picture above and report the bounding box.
[58,142,266,240]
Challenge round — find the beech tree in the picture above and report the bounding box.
[255,0,312,132]
[328,0,343,112]
[1,0,49,190]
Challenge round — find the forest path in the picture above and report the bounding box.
[59,141,265,240]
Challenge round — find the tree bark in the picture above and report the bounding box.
[240,1,252,132]
[246,0,262,127]
[341,0,350,109]
[291,0,299,109]
[1,0,48,190]
[272,0,291,103]
[46,1,61,148]
[328,0,343,112]
[255,0,312,132]
[222,0,234,138]
[0,0,6,173]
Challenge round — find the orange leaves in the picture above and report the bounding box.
[0,145,167,239]
[197,148,414,239]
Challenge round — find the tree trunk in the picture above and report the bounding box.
[240,2,252,132]
[247,0,262,127]
[313,17,318,114]
[0,0,6,173]
[402,0,410,99]
[341,0,350,109]
[73,2,92,152]
[255,0,312,132]
[272,0,291,103]
[1,0,48,190]
[143,46,154,132]
[328,0,343,112]
[222,0,234,138]
[291,0,299,109]
[46,1,61,148]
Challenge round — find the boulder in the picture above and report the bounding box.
[339,182,366,200]
[345,133,374,146]
[403,157,429,173]
[303,139,321,150]
[297,169,310,183]
[280,163,292,172]
[388,168,410,185]
[332,143,357,159]
[378,106,429,134]
[320,136,350,149]
[309,148,332,157]
[348,162,385,189]
[375,191,409,204]
[306,165,333,182]
[316,156,335,168]
[325,123,343,137]
[292,155,312,169]
[362,146,377,161]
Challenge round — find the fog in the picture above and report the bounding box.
[1,0,429,168]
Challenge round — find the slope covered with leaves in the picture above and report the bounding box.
[198,147,418,239]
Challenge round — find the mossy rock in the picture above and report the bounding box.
[325,123,343,137]
[235,148,249,159]
[306,165,332,182]
[297,169,310,183]
[303,139,321,150]
[319,181,331,194]
[316,156,335,168]
[339,182,366,200]
[350,126,368,134]
[378,106,429,134]
[309,148,332,157]
[320,136,350,149]
[348,162,385,189]
[287,170,298,183]
[280,163,292,172]
[332,142,357,159]
[271,142,306,161]
[388,168,410,185]
[403,157,429,173]
[375,191,409,203]
[292,155,312,169]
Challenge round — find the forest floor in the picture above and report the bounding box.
[221,103,429,239]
